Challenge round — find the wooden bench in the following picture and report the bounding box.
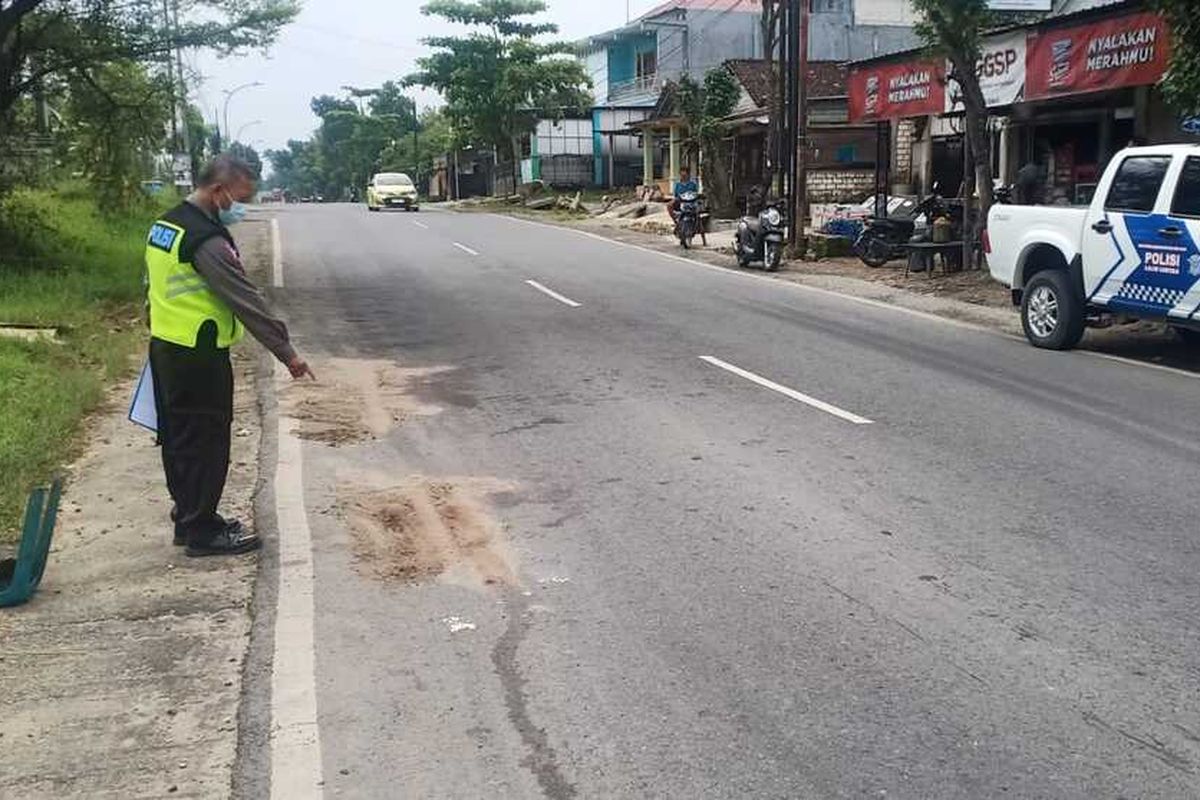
[905,241,964,277]
[0,479,62,608]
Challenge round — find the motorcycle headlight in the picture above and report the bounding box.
[765,208,782,227]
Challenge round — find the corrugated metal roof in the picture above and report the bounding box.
[640,0,761,19]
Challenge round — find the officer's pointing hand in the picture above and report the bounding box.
[287,355,316,381]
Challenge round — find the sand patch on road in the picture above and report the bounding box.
[339,477,518,588]
[281,358,449,446]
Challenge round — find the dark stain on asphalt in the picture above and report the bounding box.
[1082,711,1194,774]
[492,592,578,799]
[541,510,581,530]
[493,416,565,437]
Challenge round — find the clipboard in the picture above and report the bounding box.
[128,360,158,433]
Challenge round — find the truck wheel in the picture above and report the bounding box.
[1021,270,1085,350]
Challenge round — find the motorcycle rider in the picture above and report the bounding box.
[670,165,699,227]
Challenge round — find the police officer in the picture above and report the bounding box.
[146,154,314,557]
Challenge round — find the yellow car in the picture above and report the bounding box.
[366,172,419,212]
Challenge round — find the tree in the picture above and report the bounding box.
[378,107,453,181]
[911,0,994,254]
[227,141,262,178]
[65,58,172,205]
[268,85,427,200]
[405,0,590,176]
[675,68,741,216]
[0,0,299,127]
[1156,0,1200,115]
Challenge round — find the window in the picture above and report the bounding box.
[636,50,657,82]
[1171,157,1200,218]
[1104,156,1170,213]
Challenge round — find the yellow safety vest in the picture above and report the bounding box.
[145,204,244,349]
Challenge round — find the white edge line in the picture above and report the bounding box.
[525,279,582,308]
[453,242,480,256]
[269,359,323,792]
[496,214,1200,383]
[271,218,283,288]
[700,355,873,425]
[1077,348,1200,380]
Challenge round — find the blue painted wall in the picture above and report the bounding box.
[607,32,657,88]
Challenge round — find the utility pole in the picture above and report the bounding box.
[777,0,790,200]
[171,0,191,169]
[412,97,420,183]
[795,0,809,253]
[161,0,178,149]
[785,0,801,249]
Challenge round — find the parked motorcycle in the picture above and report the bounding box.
[676,191,708,249]
[735,198,787,271]
[853,192,945,268]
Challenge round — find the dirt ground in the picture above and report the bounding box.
[279,357,448,446]
[0,216,273,799]
[339,477,518,588]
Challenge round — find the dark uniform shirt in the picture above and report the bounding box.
[185,196,296,364]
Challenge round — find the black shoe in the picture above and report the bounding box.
[185,521,261,557]
[174,511,229,546]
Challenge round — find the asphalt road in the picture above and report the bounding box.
[246,203,1200,799]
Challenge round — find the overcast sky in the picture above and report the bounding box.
[191,1,665,153]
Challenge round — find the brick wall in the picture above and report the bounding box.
[807,169,875,203]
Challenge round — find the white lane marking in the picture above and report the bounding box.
[269,372,324,791]
[412,220,429,230]
[699,355,874,425]
[499,214,1200,383]
[525,279,582,308]
[453,242,479,256]
[271,218,284,288]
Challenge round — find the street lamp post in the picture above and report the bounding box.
[234,119,263,144]
[222,82,264,150]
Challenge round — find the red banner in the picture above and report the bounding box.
[848,60,946,123]
[1027,11,1170,101]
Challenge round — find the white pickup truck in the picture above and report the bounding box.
[986,144,1200,349]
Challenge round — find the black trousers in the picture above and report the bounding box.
[149,323,233,542]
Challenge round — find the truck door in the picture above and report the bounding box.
[1084,154,1196,319]
[1163,156,1200,323]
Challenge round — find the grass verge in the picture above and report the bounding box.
[0,184,171,542]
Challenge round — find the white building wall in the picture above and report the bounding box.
[584,50,608,106]
[854,0,918,26]
[536,119,593,156]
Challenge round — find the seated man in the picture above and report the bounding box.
[671,166,699,224]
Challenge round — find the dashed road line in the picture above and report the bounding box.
[453,242,480,256]
[699,355,874,425]
[412,220,429,229]
[525,280,582,308]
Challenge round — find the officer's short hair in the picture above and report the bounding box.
[198,154,258,187]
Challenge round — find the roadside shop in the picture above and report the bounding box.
[846,1,1196,207]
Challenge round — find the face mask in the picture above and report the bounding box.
[218,188,248,226]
